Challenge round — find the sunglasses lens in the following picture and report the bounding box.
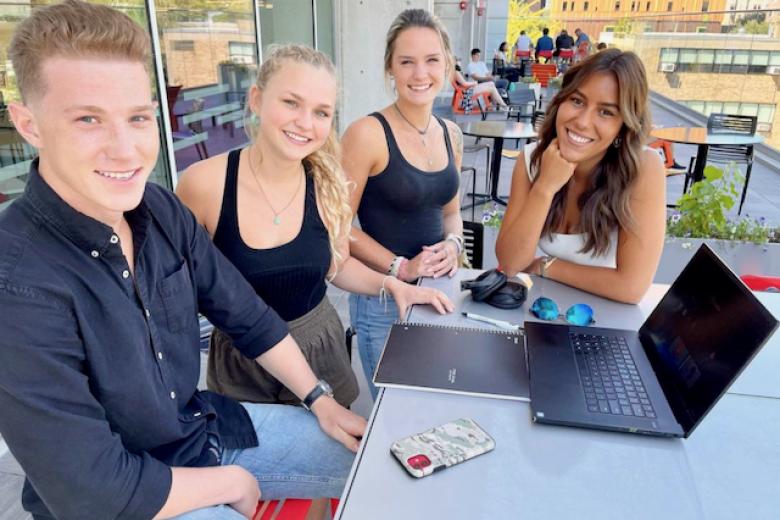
[566,303,595,326]
[531,297,559,321]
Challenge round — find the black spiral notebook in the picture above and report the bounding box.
[373,322,529,401]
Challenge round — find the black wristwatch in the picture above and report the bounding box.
[301,379,334,411]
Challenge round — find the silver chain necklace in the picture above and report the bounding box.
[248,148,304,226]
[393,103,434,167]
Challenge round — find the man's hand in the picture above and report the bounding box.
[386,277,454,317]
[310,396,367,452]
[226,466,261,519]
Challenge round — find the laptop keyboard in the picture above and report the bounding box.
[571,333,657,419]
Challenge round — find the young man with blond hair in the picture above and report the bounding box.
[0,1,364,518]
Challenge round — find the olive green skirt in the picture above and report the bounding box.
[207,296,359,407]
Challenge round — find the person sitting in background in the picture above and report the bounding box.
[466,47,509,90]
[554,29,575,60]
[516,30,533,58]
[453,68,509,110]
[574,28,591,61]
[496,50,666,305]
[494,41,509,63]
[535,28,555,62]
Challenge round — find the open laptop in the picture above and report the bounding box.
[527,244,778,438]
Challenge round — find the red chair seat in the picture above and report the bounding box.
[254,498,339,520]
[740,275,780,292]
[537,50,553,59]
[559,49,574,59]
[516,50,531,59]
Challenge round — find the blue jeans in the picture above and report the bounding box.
[172,402,354,519]
[349,293,399,400]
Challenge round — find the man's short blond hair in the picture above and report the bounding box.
[9,0,151,103]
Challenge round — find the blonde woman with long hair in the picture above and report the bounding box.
[177,44,452,409]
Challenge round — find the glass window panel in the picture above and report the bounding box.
[259,0,314,51]
[703,101,723,115]
[752,51,770,66]
[769,52,780,66]
[723,102,740,114]
[740,104,759,117]
[688,101,705,113]
[316,0,335,60]
[758,105,774,123]
[732,50,750,65]
[660,48,678,62]
[697,49,715,64]
[156,0,257,172]
[714,50,733,64]
[679,49,697,63]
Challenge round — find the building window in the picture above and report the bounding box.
[562,1,567,10]
[172,40,194,52]
[702,1,709,11]
[631,1,636,10]
[658,47,780,75]
[584,1,589,10]
[228,42,256,65]
[615,1,621,10]
[572,2,576,9]
[646,1,651,10]
[667,1,673,11]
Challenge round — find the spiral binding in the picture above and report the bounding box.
[393,320,523,336]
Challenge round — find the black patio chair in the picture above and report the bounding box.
[463,220,484,269]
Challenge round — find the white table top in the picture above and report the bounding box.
[336,270,780,519]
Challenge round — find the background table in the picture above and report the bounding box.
[336,270,780,519]
[650,126,764,185]
[460,121,536,206]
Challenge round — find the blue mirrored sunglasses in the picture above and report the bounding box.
[530,297,595,326]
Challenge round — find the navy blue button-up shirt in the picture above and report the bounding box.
[0,162,289,520]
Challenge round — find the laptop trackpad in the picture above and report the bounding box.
[527,323,585,411]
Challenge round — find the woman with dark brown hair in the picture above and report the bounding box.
[496,49,666,304]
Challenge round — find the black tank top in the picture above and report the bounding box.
[357,112,460,259]
[213,149,331,321]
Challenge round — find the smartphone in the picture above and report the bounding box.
[390,418,495,478]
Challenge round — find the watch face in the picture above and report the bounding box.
[320,380,333,395]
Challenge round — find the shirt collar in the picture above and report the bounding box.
[24,158,152,255]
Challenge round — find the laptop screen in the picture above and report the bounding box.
[638,245,778,436]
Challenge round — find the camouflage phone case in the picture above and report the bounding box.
[390,418,496,478]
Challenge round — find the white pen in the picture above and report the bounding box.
[462,311,522,332]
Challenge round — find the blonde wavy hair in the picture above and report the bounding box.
[246,44,352,273]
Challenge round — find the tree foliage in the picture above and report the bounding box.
[505,0,560,48]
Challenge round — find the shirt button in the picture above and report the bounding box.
[157,351,163,360]
[122,270,130,279]
[170,391,176,400]
[91,250,99,258]
[145,308,151,318]
[110,234,119,244]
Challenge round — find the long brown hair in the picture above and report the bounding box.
[530,49,650,255]
[246,44,351,271]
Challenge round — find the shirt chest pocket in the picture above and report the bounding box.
[158,261,196,333]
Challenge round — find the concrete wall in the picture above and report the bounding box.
[335,0,433,133]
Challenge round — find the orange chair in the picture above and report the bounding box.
[530,63,557,88]
[451,79,491,115]
[537,49,553,62]
[558,48,574,62]
[254,498,339,520]
[515,49,532,60]
[648,139,675,168]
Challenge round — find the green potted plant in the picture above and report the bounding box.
[658,163,780,282]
